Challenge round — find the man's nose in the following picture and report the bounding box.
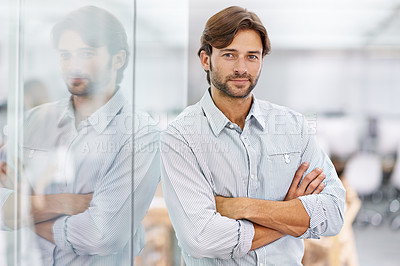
[65,55,84,71]
[233,57,247,75]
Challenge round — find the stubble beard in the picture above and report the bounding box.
[67,77,95,97]
[209,61,259,99]
[66,58,114,97]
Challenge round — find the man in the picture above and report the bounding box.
[0,6,160,265]
[161,6,345,265]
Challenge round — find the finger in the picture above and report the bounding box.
[289,162,309,190]
[304,173,326,194]
[312,182,325,195]
[298,167,323,192]
[0,162,7,174]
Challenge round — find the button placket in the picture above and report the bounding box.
[243,134,258,197]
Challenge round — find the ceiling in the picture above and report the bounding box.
[188,0,400,50]
[1,0,400,50]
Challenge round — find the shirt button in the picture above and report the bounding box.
[260,263,264,266]
[229,124,234,129]
[250,174,255,179]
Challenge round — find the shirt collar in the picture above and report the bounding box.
[57,89,128,134]
[200,89,268,136]
[246,95,266,131]
[57,98,75,128]
[200,89,230,136]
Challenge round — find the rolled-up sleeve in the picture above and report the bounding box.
[297,117,346,239]
[52,140,134,255]
[161,126,254,259]
[53,124,160,256]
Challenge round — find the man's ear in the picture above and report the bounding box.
[200,50,210,71]
[112,50,127,70]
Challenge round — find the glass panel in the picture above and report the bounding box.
[134,0,188,265]
[1,1,143,265]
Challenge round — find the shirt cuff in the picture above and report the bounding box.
[53,216,74,253]
[232,219,254,258]
[298,195,327,239]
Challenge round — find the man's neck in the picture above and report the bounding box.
[210,87,253,130]
[72,91,114,126]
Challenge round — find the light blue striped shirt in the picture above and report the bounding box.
[0,89,160,265]
[160,89,345,266]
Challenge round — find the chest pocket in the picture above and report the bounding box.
[263,150,302,200]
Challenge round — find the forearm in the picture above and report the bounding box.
[3,193,91,228]
[1,193,55,228]
[250,223,285,250]
[35,219,56,243]
[31,194,69,223]
[240,198,310,237]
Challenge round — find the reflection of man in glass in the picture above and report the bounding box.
[161,6,345,265]
[0,6,160,265]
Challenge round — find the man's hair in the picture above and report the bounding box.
[198,6,271,84]
[52,6,130,85]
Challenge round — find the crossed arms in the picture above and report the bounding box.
[0,125,160,256]
[161,123,345,259]
[215,162,325,250]
[0,161,92,238]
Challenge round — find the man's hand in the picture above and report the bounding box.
[284,162,325,201]
[0,161,7,187]
[0,161,17,190]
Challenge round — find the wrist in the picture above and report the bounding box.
[59,194,75,216]
[32,194,66,217]
[241,197,253,220]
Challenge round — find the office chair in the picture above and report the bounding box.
[343,152,383,226]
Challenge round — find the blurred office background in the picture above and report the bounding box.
[1,0,400,265]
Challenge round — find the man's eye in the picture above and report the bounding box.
[59,53,71,60]
[248,55,258,60]
[80,52,94,58]
[223,53,234,58]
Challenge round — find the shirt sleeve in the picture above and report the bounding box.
[297,116,346,239]
[53,124,160,256]
[160,126,254,259]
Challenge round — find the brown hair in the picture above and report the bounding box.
[198,6,271,84]
[52,6,129,85]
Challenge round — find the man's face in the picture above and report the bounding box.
[203,29,263,99]
[57,30,115,97]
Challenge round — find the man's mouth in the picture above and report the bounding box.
[69,77,87,86]
[229,79,249,85]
